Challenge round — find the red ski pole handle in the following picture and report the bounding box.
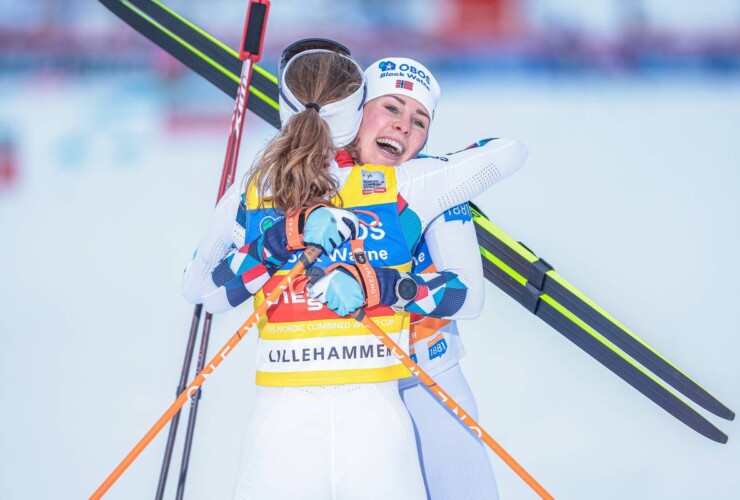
[216,0,270,200]
[239,0,270,63]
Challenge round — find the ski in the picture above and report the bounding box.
[470,204,734,422]
[473,206,729,443]
[98,0,733,441]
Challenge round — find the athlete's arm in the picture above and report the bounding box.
[308,210,483,319]
[404,207,484,319]
[396,138,527,230]
[181,182,291,314]
[308,138,523,319]
[183,199,359,314]
[199,206,359,313]
[181,183,242,306]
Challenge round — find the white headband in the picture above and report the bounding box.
[278,49,367,148]
[364,57,441,121]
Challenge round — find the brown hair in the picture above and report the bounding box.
[246,51,363,214]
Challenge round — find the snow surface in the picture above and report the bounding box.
[0,74,738,499]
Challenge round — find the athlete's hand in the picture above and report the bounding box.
[308,268,364,317]
[303,207,359,255]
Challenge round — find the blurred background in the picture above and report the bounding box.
[1,1,738,499]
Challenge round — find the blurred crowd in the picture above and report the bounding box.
[1,0,739,75]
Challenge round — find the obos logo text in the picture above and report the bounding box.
[286,222,387,265]
[377,60,432,89]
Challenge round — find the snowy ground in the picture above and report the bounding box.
[0,73,738,499]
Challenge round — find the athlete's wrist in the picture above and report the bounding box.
[372,267,404,307]
[392,272,419,310]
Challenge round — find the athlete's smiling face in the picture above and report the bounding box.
[356,94,430,166]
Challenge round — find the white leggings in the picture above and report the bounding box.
[400,364,499,500]
[232,381,426,500]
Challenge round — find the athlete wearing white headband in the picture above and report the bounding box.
[356,57,441,166]
[359,57,501,499]
[278,48,366,148]
[365,57,441,119]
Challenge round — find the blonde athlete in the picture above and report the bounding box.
[182,44,527,500]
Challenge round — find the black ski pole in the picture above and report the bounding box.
[155,1,271,498]
[174,312,213,500]
[155,304,202,499]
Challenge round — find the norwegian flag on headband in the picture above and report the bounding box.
[395,79,413,91]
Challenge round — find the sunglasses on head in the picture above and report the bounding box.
[278,38,351,81]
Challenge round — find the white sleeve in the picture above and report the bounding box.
[181,183,242,304]
[396,138,527,230]
[423,213,485,319]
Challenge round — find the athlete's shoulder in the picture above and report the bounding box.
[447,137,527,162]
[401,137,527,170]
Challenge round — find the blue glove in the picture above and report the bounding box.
[308,267,402,317]
[308,268,365,317]
[303,207,359,254]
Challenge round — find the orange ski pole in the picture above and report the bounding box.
[351,309,555,500]
[90,247,322,499]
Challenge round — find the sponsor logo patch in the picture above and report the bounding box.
[443,203,472,223]
[379,60,396,71]
[428,335,448,360]
[377,61,432,90]
[361,169,387,195]
[259,215,278,234]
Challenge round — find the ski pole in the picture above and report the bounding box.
[90,246,319,500]
[155,304,201,499]
[155,2,271,498]
[351,310,555,500]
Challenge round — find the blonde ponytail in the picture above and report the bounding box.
[246,52,362,214]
